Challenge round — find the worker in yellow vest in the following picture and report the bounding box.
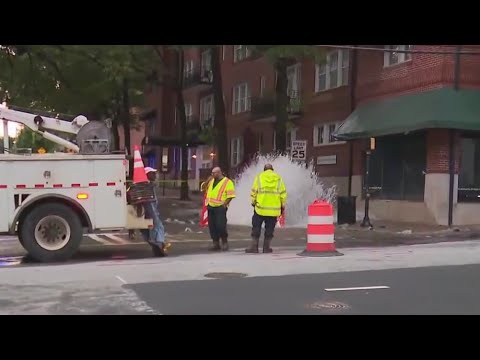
[246,164,287,254]
[203,167,236,251]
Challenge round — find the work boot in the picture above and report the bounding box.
[221,238,229,251]
[151,243,166,257]
[263,237,273,254]
[209,241,221,251]
[245,237,259,254]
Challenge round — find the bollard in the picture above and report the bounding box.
[299,199,343,257]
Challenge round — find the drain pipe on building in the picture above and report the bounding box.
[448,45,462,227]
[347,45,358,197]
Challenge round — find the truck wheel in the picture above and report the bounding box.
[19,203,83,262]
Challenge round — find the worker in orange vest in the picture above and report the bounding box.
[203,167,236,251]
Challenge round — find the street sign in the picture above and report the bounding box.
[291,140,307,161]
[37,147,46,154]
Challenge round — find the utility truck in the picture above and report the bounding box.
[0,104,153,263]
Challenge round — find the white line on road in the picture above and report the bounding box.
[325,286,390,292]
[104,234,129,245]
[88,234,114,245]
[115,275,128,285]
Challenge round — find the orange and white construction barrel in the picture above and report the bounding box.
[299,199,343,257]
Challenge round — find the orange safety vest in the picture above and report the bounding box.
[206,177,236,207]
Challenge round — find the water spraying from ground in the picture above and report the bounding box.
[227,154,337,228]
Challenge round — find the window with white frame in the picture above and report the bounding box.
[176,104,193,123]
[185,103,193,123]
[260,76,266,97]
[315,50,350,92]
[179,148,193,171]
[232,83,251,114]
[184,59,194,78]
[233,45,250,63]
[201,49,213,82]
[286,128,298,150]
[384,45,412,67]
[313,122,343,146]
[231,136,244,167]
[200,95,214,126]
[287,63,301,97]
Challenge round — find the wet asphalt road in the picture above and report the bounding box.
[0,231,307,267]
[127,264,480,315]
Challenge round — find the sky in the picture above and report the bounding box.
[0,122,21,137]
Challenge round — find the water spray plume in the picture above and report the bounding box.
[228,154,337,227]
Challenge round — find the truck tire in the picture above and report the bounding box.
[19,203,83,263]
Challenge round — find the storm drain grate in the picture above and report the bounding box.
[204,272,248,279]
[306,301,350,311]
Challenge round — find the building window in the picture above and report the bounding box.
[185,103,193,123]
[176,104,193,123]
[222,46,226,61]
[384,45,413,67]
[260,76,266,97]
[200,49,213,82]
[315,50,349,92]
[232,83,251,114]
[148,120,156,136]
[200,95,214,126]
[313,122,343,146]
[256,132,264,153]
[184,59,194,79]
[369,133,426,201]
[179,148,193,171]
[458,134,480,202]
[233,45,250,63]
[231,136,244,167]
[286,128,298,150]
[287,63,301,97]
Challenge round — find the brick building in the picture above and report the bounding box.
[142,45,480,226]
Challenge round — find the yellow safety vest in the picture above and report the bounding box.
[206,177,236,207]
[251,170,287,217]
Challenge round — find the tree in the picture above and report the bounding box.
[0,45,159,153]
[250,46,325,152]
[15,127,57,153]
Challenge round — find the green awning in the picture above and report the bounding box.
[334,87,480,140]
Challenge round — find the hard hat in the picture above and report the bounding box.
[145,167,158,174]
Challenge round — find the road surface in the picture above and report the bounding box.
[129,264,480,315]
[2,240,480,314]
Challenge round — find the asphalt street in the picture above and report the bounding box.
[3,240,480,314]
[128,264,480,315]
[0,229,308,266]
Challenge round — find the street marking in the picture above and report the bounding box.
[88,234,114,245]
[105,234,129,245]
[115,275,128,285]
[325,286,390,292]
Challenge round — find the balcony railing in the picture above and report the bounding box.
[183,67,213,88]
[250,91,304,121]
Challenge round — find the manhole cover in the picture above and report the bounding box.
[306,301,350,311]
[204,272,248,279]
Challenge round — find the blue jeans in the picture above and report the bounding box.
[141,202,165,245]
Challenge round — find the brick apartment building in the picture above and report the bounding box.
[141,45,480,226]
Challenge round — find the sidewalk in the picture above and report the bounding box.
[156,189,480,249]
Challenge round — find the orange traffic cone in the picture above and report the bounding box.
[199,193,209,227]
[133,145,148,184]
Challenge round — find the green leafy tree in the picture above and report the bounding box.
[15,127,57,153]
[250,46,325,152]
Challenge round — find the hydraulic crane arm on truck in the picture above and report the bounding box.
[0,104,153,263]
[0,105,90,153]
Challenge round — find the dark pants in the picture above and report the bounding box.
[208,206,228,242]
[251,211,277,239]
